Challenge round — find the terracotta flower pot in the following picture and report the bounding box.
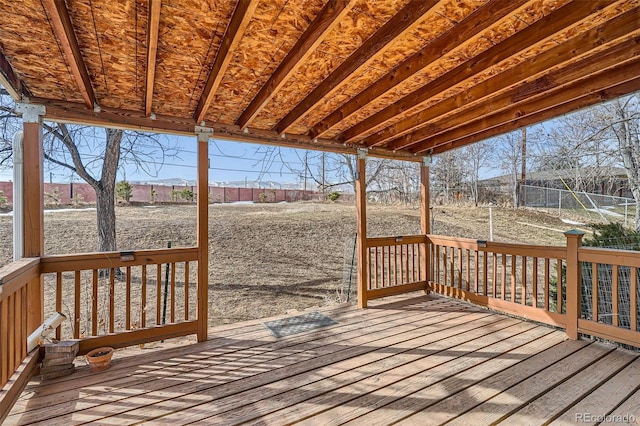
[86,347,114,372]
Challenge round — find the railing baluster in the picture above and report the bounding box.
[171,263,176,323]
[458,248,463,289]
[74,271,81,339]
[592,262,598,323]
[56,271,62,340]
[522,256,527,305]
[450,247,455,288]
[631,266,637,331]
[491,253,498,298]
[381,247,386,288]
[184,262,189,321]
[405,244,410,284]
[483,251,488,296]
[92,269,98,336]
[141,265,147,328]
[1,298,7,386]
[544,258,550,311]
[466,249,471,291]
[612,264,619,327]
[501,254,506,300]
[532,257,538,308]
[557,259,563,314]
[443,247,448,287]
[388,245,392,286]
[8,294,14,374]
[109,268,115,333]
[126,266,132,330]
[156,264,162,325]
[510,256,516,303]
[15,288,23,361]
[474,250,479,293]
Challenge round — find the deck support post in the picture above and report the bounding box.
[564,229,584,340]
[420,157,431,290]
[356,150,368,308]
[16,103,46,335]
[196,127,212,342]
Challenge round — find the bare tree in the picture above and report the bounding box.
[432,151,466,204]
[0,89,178,252]
[461,141,493,206]
[496,131,523,207]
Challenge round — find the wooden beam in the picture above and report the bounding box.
[196,132,209,342]
[339,0,613,143]
[32,97,422,161]
[236,0,354,130]
[0,51,26,100]
[310,0,529,138]
[42,0,96,109]
[194,0,259,124]
[412,56,640,154]
[145,0,162,117]
[393,32,640,152]
[273,0,440,135]
[428,72,640,155]
[373,7,640,149]
[356,154,368,308]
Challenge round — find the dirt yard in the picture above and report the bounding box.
[0,201,585,327]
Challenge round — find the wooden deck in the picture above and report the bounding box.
[6,294,640,425]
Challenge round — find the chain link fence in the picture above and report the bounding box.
[520,184,636,225]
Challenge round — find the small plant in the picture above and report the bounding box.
[170,189,180,202]
[259,192,268,203]
[150,188,158,204]
[0,190,7,207]
[327,191,341,202]
[71,193,84,206]
[116,180,133,203]
[583,223,640,250]
[179,188,194,202]
[45,187,61,205]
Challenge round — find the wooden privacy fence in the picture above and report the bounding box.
[39,247,199,355]
[365,235,428,301]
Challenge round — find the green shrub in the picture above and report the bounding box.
[327,191,341,202]
[116,180,133,203]
[0,190,7,206]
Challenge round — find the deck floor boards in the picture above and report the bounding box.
[6,294,639,425]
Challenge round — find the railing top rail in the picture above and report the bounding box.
[366,235,426,247]
[40,246,198,273]
[427,234,567,259]
[579,246,640,267]
[0,257,40,301]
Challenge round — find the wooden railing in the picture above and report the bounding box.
[0,258,41,421]
[428,235,568,328]
[365,235,428,300]
[40,247,199,355]
[578,246,640,347]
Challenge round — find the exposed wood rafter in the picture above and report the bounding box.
[32,97,421,162]
[194,0,259,124]
[310,0,529,138]
[273,0,440,135]
[42,0,96,109]
[144,0,162,117]
[339,0,613,144]
[379,8,640,150]
[420,58,640,155]
[235,0,354,130]
[0,50,26,100]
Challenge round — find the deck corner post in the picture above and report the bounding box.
[564,229,584,340]
[420,157,431,292]
[356,150,368,308]
[196,128,212,342]
[17,103,46,335]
